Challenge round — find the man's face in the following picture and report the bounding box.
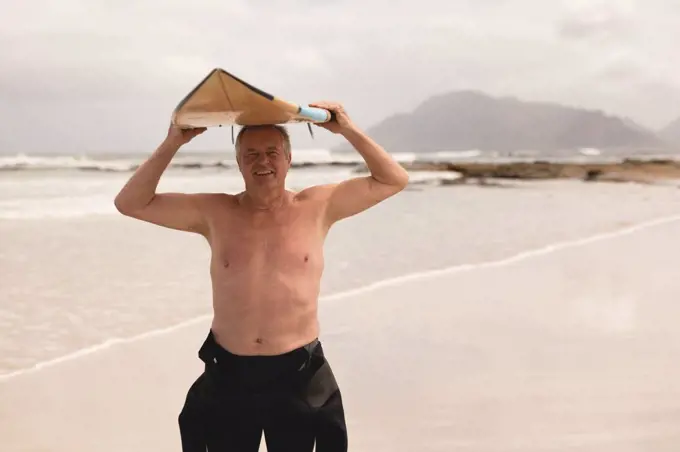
[236,127,291,188]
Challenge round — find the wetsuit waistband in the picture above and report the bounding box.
[198,330,320,373]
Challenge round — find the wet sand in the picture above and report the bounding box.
[3,180,680,375]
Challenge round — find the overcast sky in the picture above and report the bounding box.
[1,0,679,154]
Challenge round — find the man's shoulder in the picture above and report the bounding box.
[294,184,338,202]
[192,192,239,210]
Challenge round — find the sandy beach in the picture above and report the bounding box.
[2,208,680,451]
[2,168,680,451]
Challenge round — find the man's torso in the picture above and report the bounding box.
[199,189,329,356]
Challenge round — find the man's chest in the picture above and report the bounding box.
[208,207,326,270]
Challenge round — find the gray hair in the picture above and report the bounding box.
[235,124,291,158]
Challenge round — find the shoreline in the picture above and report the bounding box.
[397,158,680,186]
[4,150,680,179]
[3,212,680,384]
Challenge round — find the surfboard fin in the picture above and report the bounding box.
[307,123,314,139]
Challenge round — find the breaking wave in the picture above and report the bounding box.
[0,150,486,173]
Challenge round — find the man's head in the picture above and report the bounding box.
[234,125,292,190]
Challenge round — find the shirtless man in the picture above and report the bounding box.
[113,101,409,452]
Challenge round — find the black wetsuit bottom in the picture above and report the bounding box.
[178,331,348,451]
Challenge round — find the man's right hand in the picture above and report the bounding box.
[166,123,207,146]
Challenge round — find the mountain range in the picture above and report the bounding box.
[660,117,680,145]
[333,90,680,154]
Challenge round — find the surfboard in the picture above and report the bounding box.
[170,68,333,129]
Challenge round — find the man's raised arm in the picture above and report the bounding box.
[114,124,208,234]
[310,101,409,226]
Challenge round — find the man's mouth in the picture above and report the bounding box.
[254,170,274,176]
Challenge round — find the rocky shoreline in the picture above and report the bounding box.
[392,158,680,186]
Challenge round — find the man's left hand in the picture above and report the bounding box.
[308,101,356,134]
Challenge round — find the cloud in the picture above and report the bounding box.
[557,5,633,41]
[1,0,679,153]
